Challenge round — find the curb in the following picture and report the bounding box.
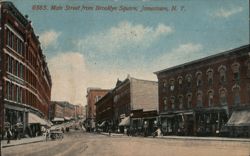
[2,139,46,148]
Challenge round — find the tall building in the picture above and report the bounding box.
[0,2,52,136]
[155,44,250,136]
[85,88,109,131]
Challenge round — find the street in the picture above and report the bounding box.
[2,130,250,156]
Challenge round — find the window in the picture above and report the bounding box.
[206,68,213,86]
[170,96,175,109]
[185,74,192,89]
[196,91,203,107]
[20,64,23,79]
[16,86,19,102]
[177,76,183,88]
[196,71,202,87]
[178,95,183,109]
[20,88,22,103]
[218,65,227,84]
[11,58,14,74]
[169,79,175,91]
[16,61,19,77]
[232,85,241,105]
[207,90,214,107]
[163,97,168,111]
[246,59,250,78]
[231,62,240,83]
[219,88,227,105]
[186,93,192,109]
[6,82,10,99]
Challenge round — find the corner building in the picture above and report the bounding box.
[0,2,52,136]
[155,45,250,136]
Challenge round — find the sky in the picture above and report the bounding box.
[9,0,249,106]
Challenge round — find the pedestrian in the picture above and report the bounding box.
[6,127,12,144]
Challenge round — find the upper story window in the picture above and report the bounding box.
[178,95,183,109]
[196,71,202,87]
[196,91,203,107]
[245,59,250,78]
[219,87,227,105]
[170,96,175,109]
[185,74,192,89]
[163,97,168,111]
[207,90,214,107]
[232,84,241,105]
[177,76,183,88]
[186,93,192,109]
[206,68,214,86]
[169,79,175,91]
[218,65,227,84]
[231,62,240,84]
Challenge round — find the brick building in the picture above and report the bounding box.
[50,101,77,123]
[85,88,109,131]
[95,76,158,133]
[0,2,52,137]
[155,44,250,136]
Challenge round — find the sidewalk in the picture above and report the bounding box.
[99,132,250,142]
[1,136,46,148]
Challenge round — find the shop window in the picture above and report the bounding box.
[207,90,214,107]
[219,88,227,105]
[206,68,213,86]
[218,65,227,84]
[231,62,240,84]
[232,85,241,105]
[196,71,202,87]
[196,91,203,107]
[186,93,192,109]
[163,97,168,111]
[178,95,183,109]
[170,96,175,109]
[169,79,175,91]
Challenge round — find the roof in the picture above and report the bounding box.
[154,44,250,75]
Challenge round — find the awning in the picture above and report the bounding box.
[64,117,71,121]
[119,116,130,126]
[52,117,64,122]
[28,113,47,125]
[226,110,250,126]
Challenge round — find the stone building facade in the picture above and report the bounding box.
[155,44,250,136]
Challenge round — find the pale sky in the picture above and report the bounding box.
[10,0,249,105]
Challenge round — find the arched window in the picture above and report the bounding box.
[206,68,214,86]
[219,88,227,105]
[232,84,241,105]
[186,93,192,109]
[170,96,175,109]
[177,76,183,88]
[163,97,168,111]
[207,90,214,107]
[231,62,240,84]
[169,79,175,91]
[218,65,227,84]
[178,95,183,109]
[185,74,192,89]
[196,71,202,87]
[196,91,203,107]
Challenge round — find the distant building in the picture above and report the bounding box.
[154,44,250,136]
[0,2,52,137]
[95,76,158,134]
[50,101,77,123]
[85,88,109,131]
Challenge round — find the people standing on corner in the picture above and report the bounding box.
[6,127,12,144]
